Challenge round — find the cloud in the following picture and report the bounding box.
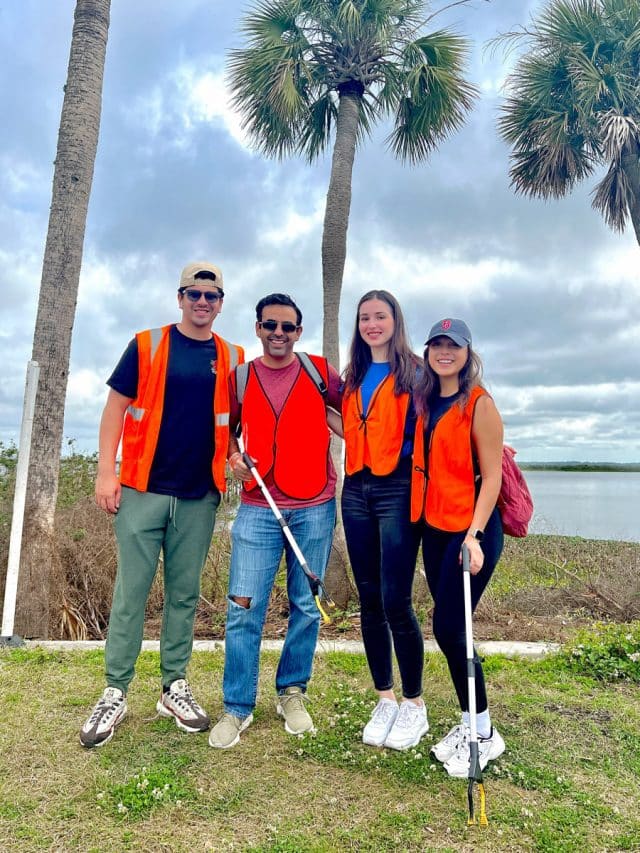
[0,0,638,465]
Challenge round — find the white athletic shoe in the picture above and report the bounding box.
[156,679,210,733]
[362,698,399,747]
[383,699,429,751]
[444,726,505,778]
[431,723,468,763]
[80,687,127,749]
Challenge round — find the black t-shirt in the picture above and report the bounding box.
[108,324,218,498]
[425,390,462,449]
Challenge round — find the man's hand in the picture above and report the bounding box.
[95,470,121,514]
[228,452,256,483]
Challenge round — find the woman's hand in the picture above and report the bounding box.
[461,535,484,575]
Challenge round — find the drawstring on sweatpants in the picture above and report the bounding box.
[169,495,178,529]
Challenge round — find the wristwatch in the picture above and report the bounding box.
[467,528,484,542]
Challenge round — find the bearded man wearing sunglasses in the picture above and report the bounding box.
[209,293,342,749]
[80,262,244,749]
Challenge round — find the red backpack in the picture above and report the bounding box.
[498,446,534,537]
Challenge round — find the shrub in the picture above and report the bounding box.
[561,621,640,683]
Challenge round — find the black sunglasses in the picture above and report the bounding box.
[181,288,223,303]
[258,320,299,333]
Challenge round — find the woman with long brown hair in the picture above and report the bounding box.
[341,290,426,751]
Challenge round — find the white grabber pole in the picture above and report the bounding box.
[1,360,40,645]
[462,542,488,826]
[237,433,334,624]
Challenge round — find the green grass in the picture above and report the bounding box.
[0,648,639,851]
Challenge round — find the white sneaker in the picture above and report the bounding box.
[156,679,210,733]
[362,699,399,747]
[80,687,127,749]
[431,723,468,763]
[444,726,505,778]
[383,700,429,751]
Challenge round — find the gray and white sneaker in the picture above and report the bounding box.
[156,679,210,733]
[80,687,127,748]
[431,722,468,763]
[444,726,506,778]
[362,699,399,747]
[383,699,429,751]
[209,712,253,748]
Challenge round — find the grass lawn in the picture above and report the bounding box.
[0,646,639,852]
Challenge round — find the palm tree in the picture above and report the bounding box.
[16,0,111,637]
[228,0,478,371]
[228,0,478,604]
[498,0,640,246]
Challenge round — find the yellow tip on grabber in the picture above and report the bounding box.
[314,595,333,624]
[467,783,489,827]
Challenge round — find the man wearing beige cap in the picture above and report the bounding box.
[80,262,244,748]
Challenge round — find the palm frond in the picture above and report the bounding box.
[387,30,476,163]
[298,89,338,160]
[591,156,635,231]
[599,109,640,160]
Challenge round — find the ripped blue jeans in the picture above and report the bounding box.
[222,499,336,718]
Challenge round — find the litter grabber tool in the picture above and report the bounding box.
[462,542,489,827]
[236,434,335,624]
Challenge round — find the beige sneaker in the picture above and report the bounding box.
[208,712,253,749]
[276,687,315,734]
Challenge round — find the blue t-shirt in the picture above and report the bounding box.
[360,362,391,414]
[108,324,218,498]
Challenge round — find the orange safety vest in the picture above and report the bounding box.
[119,324,244,493]
[342,375,410,476]
[410,386,485,530]
[237,356,330,500]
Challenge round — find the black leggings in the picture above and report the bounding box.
[421,507,503,713]
[342,458,423,698]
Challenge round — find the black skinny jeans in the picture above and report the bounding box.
[421,507,504,713]
[342,457,423,698]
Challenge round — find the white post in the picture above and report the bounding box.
[1,360,40,641]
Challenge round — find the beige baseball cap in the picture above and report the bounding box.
[179,262,224,291]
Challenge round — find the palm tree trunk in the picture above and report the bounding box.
[16,0,111,638]
[321,86,362,608]
[621,144,640,247]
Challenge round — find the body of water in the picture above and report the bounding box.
[525,471,640,543]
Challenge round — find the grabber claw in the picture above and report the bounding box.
[467,780,488,826]
[314,595,332,624]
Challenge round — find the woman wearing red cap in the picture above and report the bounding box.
[411,318,505,777]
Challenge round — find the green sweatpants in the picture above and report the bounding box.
[105,487,220,693]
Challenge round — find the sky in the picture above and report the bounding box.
[0,0,638,463]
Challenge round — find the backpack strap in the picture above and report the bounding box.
[235,362,250,405]
[296,352,328,396]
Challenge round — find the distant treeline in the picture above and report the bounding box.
[520,462,640,473]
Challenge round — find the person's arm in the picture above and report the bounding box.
[95,389,132,514]
[325,363,344,437]
[465,394,503,574]
[326,407,344,438]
